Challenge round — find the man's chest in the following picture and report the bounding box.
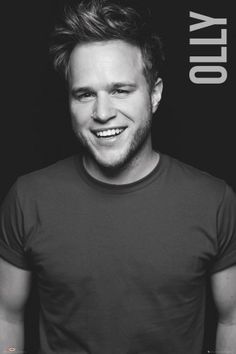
[26,196,216,301]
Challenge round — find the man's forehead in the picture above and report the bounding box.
[71,39,141,54]
[68,40,144,85]
[69,40,143,70]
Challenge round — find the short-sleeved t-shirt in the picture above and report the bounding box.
[1,152,236,354]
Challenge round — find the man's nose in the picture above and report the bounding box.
[92,93,117,122]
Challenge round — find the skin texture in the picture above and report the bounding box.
[211,265,236,353]
[68,40,163,184]
[0,258,31,353]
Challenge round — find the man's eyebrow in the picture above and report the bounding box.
[71,86,94,96]
[71,82,137,95]
[110,82,137,89]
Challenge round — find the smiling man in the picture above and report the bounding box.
[69,39,162,182]
[1,1,236,354]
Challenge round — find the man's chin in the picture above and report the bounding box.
[87,150,133,173]
[93,156,127,171]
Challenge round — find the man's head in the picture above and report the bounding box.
[51,0,164,91]
[50,0,164,172]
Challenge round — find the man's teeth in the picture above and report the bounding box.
[95,128,124,137]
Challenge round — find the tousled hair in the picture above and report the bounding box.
[50,0,165,90]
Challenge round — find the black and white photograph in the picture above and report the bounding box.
[0,1,235,353]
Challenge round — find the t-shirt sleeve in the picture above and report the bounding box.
[0,180,31,270]
[210,183,236,274]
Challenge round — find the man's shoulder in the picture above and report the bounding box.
[164,153,227,201]
[16,155,80,195]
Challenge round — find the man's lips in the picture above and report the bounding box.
[91,126,127,134]
[91,126,128,138]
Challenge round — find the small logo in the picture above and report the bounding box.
[3,348,27,354]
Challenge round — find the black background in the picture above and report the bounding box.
[1,0,235,353]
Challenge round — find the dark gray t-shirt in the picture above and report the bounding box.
[1,152,236,354]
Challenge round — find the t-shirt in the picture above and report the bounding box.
[1,152,236,354]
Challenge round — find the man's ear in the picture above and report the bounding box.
[151,78,163,113]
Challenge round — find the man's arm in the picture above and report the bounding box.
[211,265,236,354]
[0,257,31,354]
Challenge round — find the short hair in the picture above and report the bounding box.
[50,0,165,90]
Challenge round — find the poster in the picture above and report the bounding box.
[1,0,234,353]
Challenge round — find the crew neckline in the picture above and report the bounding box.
[74,151,166,194]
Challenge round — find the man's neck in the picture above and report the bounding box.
[83,150,160,185]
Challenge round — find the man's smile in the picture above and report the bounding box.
[91,127,127,138]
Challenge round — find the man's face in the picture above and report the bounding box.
[68,40,162,170]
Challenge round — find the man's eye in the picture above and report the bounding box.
[76,93,95,101]
[113,89,129,95]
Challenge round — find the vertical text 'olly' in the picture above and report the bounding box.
[189,12,227,84]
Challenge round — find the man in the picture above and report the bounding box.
[0,0,236,353]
